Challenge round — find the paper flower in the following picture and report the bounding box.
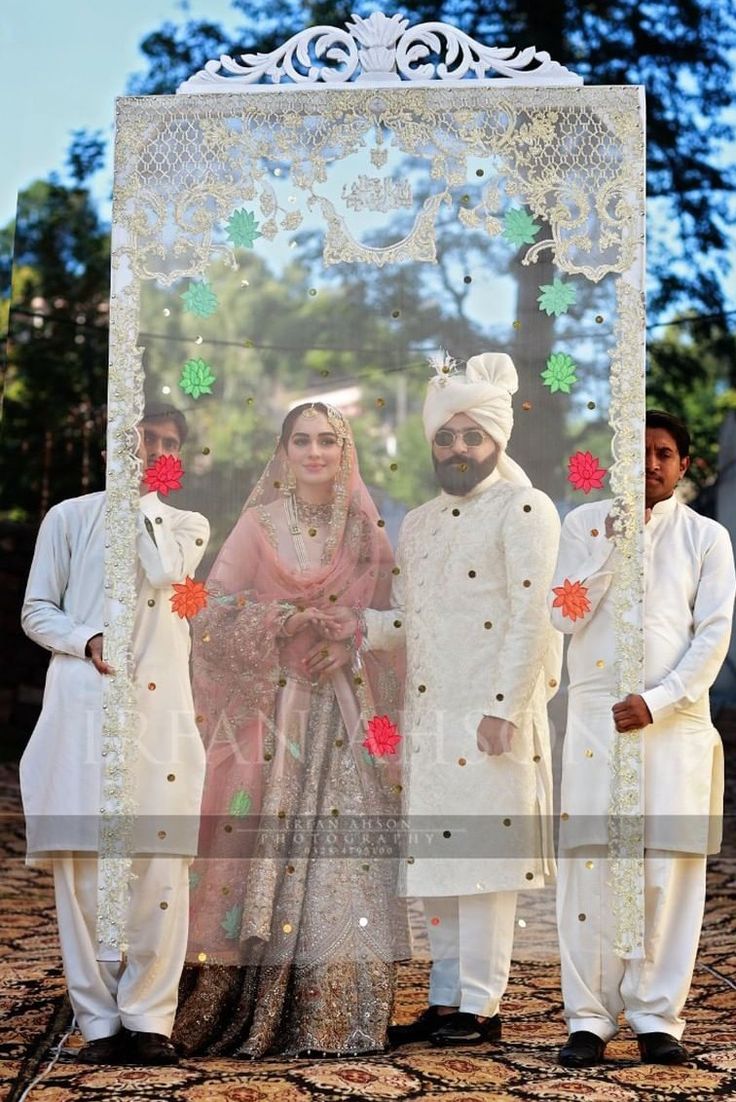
[537,277,577,317]
[221,903,243,940]
[144,454,183,495]
[181,280,219,318]
[170,577,209,619]
[363,714,401,757]
[228,789,252,816]
[541,352,578,394]
[552,578,592,621]
[179,357,216,399]
[226,208,262,248]
[503,207,541,247]
[568,450,607,493]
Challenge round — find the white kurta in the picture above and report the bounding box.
[365,470,561,897]
[551,494,736,854]
[20,491,210,859]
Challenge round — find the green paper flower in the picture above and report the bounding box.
[221,903,243,940]
[228,789,252,817]
[181,280,219,318]
[226,208,262,248]
[189,870,201,890]
[541,352,578,394]
[503,207,541,247]
[179,358,216,398]
[537,277,577,317]
[287,739,302,761]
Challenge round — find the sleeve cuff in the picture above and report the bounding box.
[641,678,683,722]
[68,623,103,660]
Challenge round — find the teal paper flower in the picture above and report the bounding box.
[537,278,577,317]
[181,280,219,318]
[228,789,252,817]
[541,352,578,393]
[503,207,541,247]
[226,208,262,248]
[221,903,243,940]
[179,358,216,398]
[189,870,201,890]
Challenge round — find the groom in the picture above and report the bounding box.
[327,353,561,1045]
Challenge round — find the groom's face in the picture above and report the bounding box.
[432,413,499,496]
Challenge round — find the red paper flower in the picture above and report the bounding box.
[552,578,592,621]
[170,576,209,619]
[144,454,184,495]
[567,450,607,493]
[363,715,401,757]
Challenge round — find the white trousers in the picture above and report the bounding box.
[423,892,517,1017]
[557,848,707,1042]
[52,855,190,1041]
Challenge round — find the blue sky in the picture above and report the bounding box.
[1,0,239,225]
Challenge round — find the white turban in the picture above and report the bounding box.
[422,352,531,487]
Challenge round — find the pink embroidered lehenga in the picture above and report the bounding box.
[173,409,404,1057]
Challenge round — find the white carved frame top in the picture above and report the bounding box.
[177,12,583,92]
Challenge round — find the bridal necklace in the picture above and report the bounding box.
[284,491,333,571]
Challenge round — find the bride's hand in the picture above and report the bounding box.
[303,639,350,677]
[283,608,321,637]
[318,606,358,641]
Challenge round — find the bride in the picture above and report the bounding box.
[172,401,403,1058]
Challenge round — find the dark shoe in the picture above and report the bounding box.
[388,1006,444,1047]
[77,1032,127,1065]
[558,1031,607,1067]
[430,1011,502,1047]
[126,1031,180,1066]
[637,1032,689,1065]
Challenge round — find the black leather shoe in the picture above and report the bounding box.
[558,1031,607,1067]
[78,1032,127,1065]
[126,1031,180,1066]
[388,1006,444,1047]
[430,1011,502,1047]
[637,1032,689,1065]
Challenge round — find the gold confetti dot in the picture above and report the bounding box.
[578,913,587,921]
[154,517,163,524]
[244,340,254,349]
[595,315,604,324]
[452,508,460,517]
[308,288,317,296]
[264,752,273,762]
[147,599,155,607]
[202,447,210,455]
[561,812,570,821]
[523,504,532,513]
[461,194,470,204]
[512,320,521,330]
[393,619,402,628]
[585,749,594,758]
[167,773,176,782]
[596,659,605,668]
[224,824,233,833]
[376,398,385,407]
[308,527,317,537]
[320,369,330,377]
[391,309,401,318]
[158,830,167,840]
[278,677,287,687]
[496,692,504,701]
[393,784,402,794]
[463,275,472,284]
[195,335,203,345]
[525,872,534,881]
[283,922,293,933]
[523,579,531,588]
[195,538,204,546]
[476,168,484,177]
[458,757,467,766]
[358,917,368,927]
[148,682,156,691]
[353,675,363,685]
[586,860,595,869]
[390,462,398,471]
[246,396,254,404]
[503,818,511,827]
[548,678,558,688]
[443,830,452,838]
[522,401,532,411]
[588,401,596,410]
[286,864,295,874]
[377,519,385,527]
[392,566,401,575]
[468,570,476,578]
[518,919,527,928]
[533,754,541,763]
[198,952,207,962]
[196,714,205,724]
[222,886,230,895]
[407,856,415,864]
[335,738,343,747]
[202,633,211,643]
[331,808,339,817]
[484,621,492,629]
[362,864,370,871]
[273,480,281,489]
[591,528,599,537]
[163,308,171,317]
[418,684,426,693]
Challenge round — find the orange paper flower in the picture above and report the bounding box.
[144,454,184,495]
[552,578,592,622]
[363,715,401,757]
[170,576,209,619]
[567,450,607,493]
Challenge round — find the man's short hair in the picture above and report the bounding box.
[645,409,690,459]
[142,402,188,445]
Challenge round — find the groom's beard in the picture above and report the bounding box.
[433,449,499,496]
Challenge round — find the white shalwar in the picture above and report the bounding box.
[366,469,561,1013]
[20,491,209,1039]
[550,494,736,1041]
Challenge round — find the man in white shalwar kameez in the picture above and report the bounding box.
[333,353,561,1046]
[20,404,209,1065]
[552,410,736,1067]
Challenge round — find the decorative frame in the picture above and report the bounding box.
[101,13,645,957]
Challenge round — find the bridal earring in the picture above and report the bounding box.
[285,466,296,493]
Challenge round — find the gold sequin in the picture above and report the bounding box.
[195,537,204,546]
[484,621,492,629]
[468,570,476,578]
[525,872,534,880]
[418,684,426,693]
[147,598,155,607]
[522,401,532,411]
[308,527,317,537]
[561,812,570,821]
[523,504,531,513]
[458,758,467,767]
[197,952,207,962]
[157,830,166,839]
[596,659,605,668]
[154,516,163,524]
[548,678,558,688]
[503,818,511,827]
[148,682,156,691]
[496,693,504,701]
[283,922,293,933]
[160,901,168,910]
[591,528,599,537]
[533,754,541,763]
[585,749,594,758]
[393,619,402,628]
[167,773,175,782]
[523,579,531,588]
[377,519,385,527]
[586,860,595,869]
[392,566,400,575]
[451,508,460,517]
[578,913,587,921]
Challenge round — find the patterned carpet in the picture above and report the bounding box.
[2,725,736,1102]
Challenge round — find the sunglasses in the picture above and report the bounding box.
[433,428,489,448]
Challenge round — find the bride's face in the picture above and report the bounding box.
[285,411,343,491]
